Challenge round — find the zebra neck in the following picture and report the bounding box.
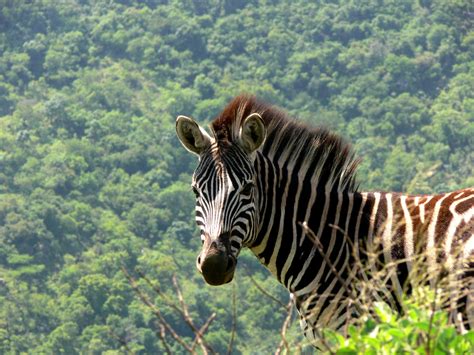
[249,152,377,293]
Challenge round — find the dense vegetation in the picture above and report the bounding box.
[0,0,472,353]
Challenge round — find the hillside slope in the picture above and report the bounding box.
[0,0,472,352]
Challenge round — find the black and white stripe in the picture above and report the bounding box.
[178,95,474,344]
[192,142,258,257]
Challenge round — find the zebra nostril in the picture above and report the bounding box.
[197,255,201,265]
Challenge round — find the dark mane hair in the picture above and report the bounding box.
[211,95,360,192]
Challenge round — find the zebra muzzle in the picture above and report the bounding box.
[197,237,236,286]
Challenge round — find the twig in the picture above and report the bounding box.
[171,275,212,354]
[124,267,219,354]
[136,269,216,353]
[290,292,335,354]
[157,322,173,355]
[191,313,217,353]
[301,222,356,300]
[245,272,288,310]
[121,266,193,353]
[108,327,133,354]
[226,283,237,355]
[275,296,294,355]
[311,326,336,355]
[425,276,440,355]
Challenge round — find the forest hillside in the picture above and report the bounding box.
[0,0,473,353]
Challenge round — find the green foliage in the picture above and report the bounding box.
[0,0,472,352]
[328,301,474,354]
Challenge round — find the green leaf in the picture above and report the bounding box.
[361,318,377,335]
[323,329,346,348]
[387,328,405,340]
[336,347,357,355]
[463,330,474,345]
[373,302,396,323]
[413,321,430,332]
[363,337,381,349]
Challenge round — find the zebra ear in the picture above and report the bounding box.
[176,115,212,156]
[240,113,266,153]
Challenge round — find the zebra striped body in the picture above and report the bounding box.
[176,95,474,344]
[252,185,474,338]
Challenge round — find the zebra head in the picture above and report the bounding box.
[176,113,266,286]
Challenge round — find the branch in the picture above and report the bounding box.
[191,312,217,353]
[157,322,173,355]
[171,274,205,354]
[301,222,357,300]
[275,296,294,355]
[108,327,133,354]
[121,266,193,353]
[245,271,288,310]
[125,267,218,354]
[226,283,237,355]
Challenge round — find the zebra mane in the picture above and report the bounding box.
[211,95,360,192]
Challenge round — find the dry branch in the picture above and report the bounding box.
[244,271,288,310]
[275,296,295,355]
[122,266,217,354]
[121,266,192,352]
[226,283,237,355]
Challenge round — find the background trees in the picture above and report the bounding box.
[0,0,472,352]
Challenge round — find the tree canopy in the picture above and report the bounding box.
[0,0,473,352]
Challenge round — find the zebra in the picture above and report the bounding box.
[175,95,474,344]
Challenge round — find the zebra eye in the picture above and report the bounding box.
[192,186,199,197]
[241,182,253,196]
